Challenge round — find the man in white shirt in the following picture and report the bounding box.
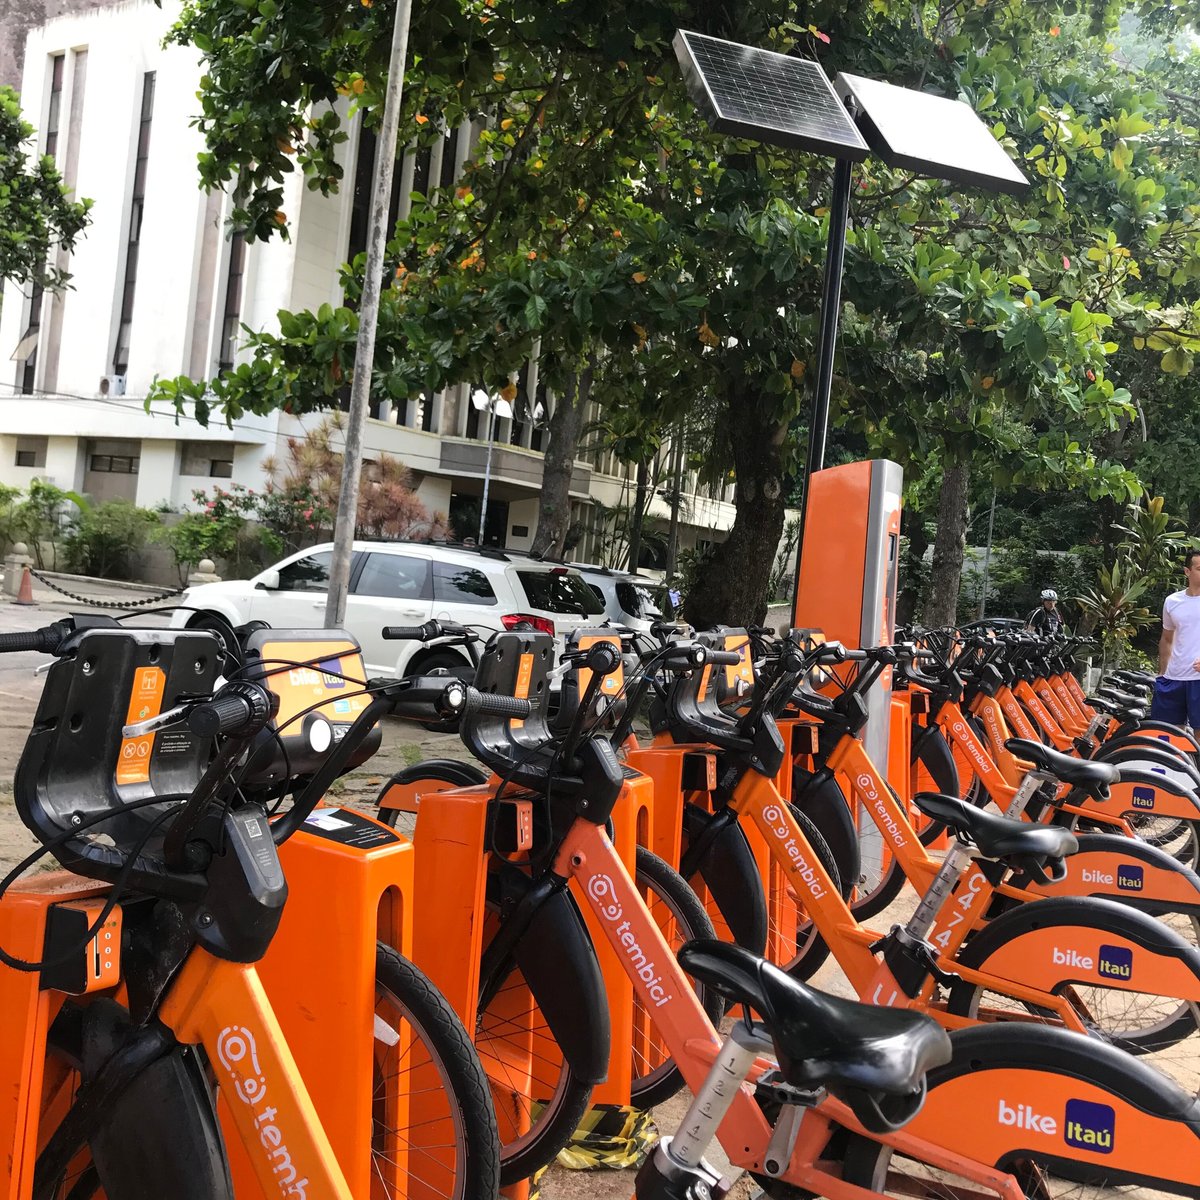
[1152,549,1200,727]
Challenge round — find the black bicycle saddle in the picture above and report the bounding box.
[677,940,951,1132]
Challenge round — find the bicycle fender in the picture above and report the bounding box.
[516,886,611,1086]
[1017,832,1200,915]
[954,894,1200,1001]
[900,1024,1200,1192]
[912,725,960,797]
[790,769,861,897]
[684,805,768,955]
[81,1004,232,1200]
[376,759,489,810]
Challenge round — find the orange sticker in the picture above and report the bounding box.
[254,640,368,727]
[512,651,534,728]
[116,665,165,786]
[577,635,624,698]
[723,634,754,691]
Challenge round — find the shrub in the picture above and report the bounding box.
[63,499,158,580]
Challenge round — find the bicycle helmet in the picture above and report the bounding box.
[1040,589,1058,601]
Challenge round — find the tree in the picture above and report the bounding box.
[0,86,91,289]
[155,0,1200,624]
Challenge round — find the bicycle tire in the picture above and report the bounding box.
[630,846,725,1110]
[474,901,594,1186]
[849,781,912,923]
[373,943,500,1199]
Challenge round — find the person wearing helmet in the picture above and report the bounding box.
[1151,548,1200,728]
[1026,588,1063,636]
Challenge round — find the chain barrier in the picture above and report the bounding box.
[27,567,183,609]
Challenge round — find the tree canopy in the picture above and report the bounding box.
[155,0,1200,624]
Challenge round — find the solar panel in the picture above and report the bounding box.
[834,72,1029,195]
[673,30,869,161]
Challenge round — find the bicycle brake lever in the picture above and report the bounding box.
[122,702,192,739]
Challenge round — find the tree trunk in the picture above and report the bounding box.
[924,448,970,627]
[531,363,593,558]
[896,506,930,626]
[627,458,648,571]
[684,387,787,628]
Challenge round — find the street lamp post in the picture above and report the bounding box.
[471,388,513,545]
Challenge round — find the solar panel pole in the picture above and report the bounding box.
[791,151,854,599]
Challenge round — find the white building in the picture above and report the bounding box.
[0,0,740,567]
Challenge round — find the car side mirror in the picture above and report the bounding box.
[256,568,281,590]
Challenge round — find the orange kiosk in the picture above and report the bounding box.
[793,458,905,882]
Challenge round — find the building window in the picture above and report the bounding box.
[181,441,236,478]
[217,232,246,372]
[112,72,155,375]
[89,454,139,474]
[45,54,65,160]
[15,436,48,468]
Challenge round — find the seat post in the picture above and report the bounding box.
[1006,770,1051,818]
[666,1021,769,1169]
[904,841,973,942]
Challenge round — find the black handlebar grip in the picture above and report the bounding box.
[382,623,435,641]
[705,649,743,666]
[0,624,66,654]
[188,691,261,734]
[463,688,533,719]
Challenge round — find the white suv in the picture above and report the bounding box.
[570,563,673,633]
[171,541,605,678]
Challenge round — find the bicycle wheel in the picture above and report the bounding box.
[373,943,500,1199]
[630,846,726,1110]
[473,897,594,1186]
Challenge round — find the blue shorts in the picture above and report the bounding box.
[1150,677,1200,729]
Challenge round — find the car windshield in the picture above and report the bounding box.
[616,581,671,619]
[516,569,605,616]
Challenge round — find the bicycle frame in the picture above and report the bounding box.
[554,819,1027,1200]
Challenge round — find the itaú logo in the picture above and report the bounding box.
[856,773,906,848]
[762,804,827,900]
[216,1026,309,1198]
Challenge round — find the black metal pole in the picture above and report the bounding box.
[789,154,855,611]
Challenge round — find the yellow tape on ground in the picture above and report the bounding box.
[556,1104,658,1171]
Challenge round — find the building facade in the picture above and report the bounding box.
[0,0,741,568]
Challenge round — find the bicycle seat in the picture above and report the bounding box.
[912,793,1078,863]
[678,941,950,1132]
[1098,685,1149,707]
[1005,738,1117,790]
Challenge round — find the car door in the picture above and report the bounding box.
[247,549,337,628]
[349,551,433,674]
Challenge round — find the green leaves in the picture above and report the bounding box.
[0,86,91,289]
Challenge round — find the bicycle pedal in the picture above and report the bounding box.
[42,900,122,994]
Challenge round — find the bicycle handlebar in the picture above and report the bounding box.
[382,620,472,642]
[0,622,72,655]
[705,649,743,666]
